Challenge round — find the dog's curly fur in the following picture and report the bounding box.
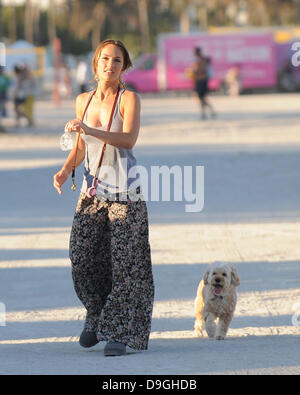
[194,262,240,340]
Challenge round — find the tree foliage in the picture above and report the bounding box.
[1,0,299,56]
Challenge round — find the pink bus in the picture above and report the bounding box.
[123,32,279,93]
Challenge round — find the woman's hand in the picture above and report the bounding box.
[53,168,69,195]
[64,119,88,135]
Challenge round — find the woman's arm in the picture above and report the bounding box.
[53,94,87,194]
[65,91,141,150]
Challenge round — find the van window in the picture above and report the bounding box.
[139,58,155,71]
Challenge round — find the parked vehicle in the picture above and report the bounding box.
[124,53,158,92]
[123,31,299,93]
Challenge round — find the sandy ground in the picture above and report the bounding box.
[0,92,300,375]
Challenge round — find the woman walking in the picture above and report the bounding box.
[53,39,154,356]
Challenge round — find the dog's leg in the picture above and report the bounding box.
[215,314,232,340]
[194,319,204,337]
[195,307,208,337]
[194,283,205,337]
[205,313,216,338]
[194,308,205,336]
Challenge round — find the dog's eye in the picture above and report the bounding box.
[222,273,227,276]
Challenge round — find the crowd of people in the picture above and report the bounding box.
[0,58,91,132]
[0,63,36,132]
[0,50,242,133]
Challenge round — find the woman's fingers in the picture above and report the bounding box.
[53,179,62,194]
[65,119,82,133]
[53,175,62,194]
[53,171,66,195]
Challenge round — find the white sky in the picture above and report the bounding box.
[2,0,65,9]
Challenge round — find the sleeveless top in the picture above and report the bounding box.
[80,89,140,198]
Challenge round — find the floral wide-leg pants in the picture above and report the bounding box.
[69,193,154,350]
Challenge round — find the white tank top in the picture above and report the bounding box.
[80,89,140,197]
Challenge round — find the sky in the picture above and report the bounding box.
[2,0,65,9]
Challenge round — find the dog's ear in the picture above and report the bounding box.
[231,266,240,286]
[203,269,210,285]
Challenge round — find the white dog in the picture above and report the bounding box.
[194,262,240,340]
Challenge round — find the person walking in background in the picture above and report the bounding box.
[205,57,213,80]
[225,65,241,96]
[192,47,216,120]
[59,62,72,98]
[53,39,154,357]
[76,58,89,93]
[0,66,10,132]
[22,65,35,126]
[13,64,35,127]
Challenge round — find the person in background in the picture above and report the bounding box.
[192,47,216,120]
[60,62,72,98]
[13,64,35,127]
[76,58,89,93]
[205,57,213,80]
[225,65,241,96]
[0,66,10,131]
[22,65,35,126]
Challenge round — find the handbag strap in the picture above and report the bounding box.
[71,89,96,190]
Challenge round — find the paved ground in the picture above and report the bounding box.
[0,92,300,375]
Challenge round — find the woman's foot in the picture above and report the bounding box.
[104,341,126,356]
[79,329,99,348]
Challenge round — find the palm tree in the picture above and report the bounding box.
[70,0,108,51]
[137,0,150,52]
[170,0,193,33]
[8,5,17,43]
[169,0,211,32]
[48,0,57,44]
[0,0,2,42]
[25,0,33,43]
[32,2,41,45]
[91,1,107,50]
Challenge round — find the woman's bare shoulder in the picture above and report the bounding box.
[122,89,141,106]
[76,92,91,106]
[76,91,92,117]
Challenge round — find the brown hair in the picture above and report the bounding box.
[91,39,132,88]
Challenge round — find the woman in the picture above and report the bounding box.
[53,39,154,356]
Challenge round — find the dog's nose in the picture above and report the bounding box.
[215,278,221,283]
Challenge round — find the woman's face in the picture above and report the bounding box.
[96,44,124,84]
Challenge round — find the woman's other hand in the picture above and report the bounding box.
[53,168,69,195]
